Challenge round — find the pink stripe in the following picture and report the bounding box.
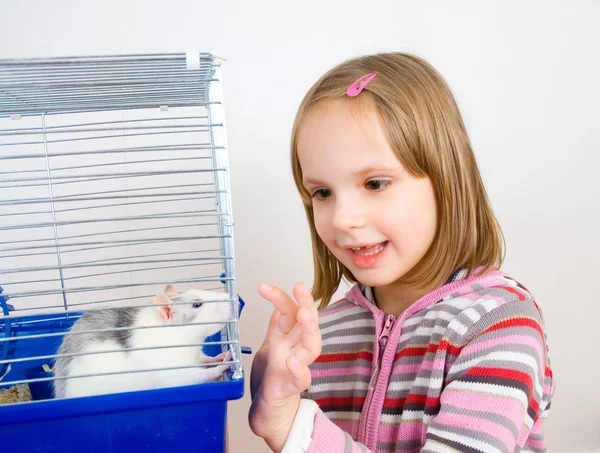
[524,437,546,449]
[392,357,446,375]
[461,292,500,304]
[530,418,545,435]
[442,389,524,421]
[429,357,448,371]
[462,334,544,372]
[463,334,543,355]
[433,411,517,448]
[391,363,422,374]
[312,365,371,378]
[331,419,360,438]
[378,420,424,441]
[321,302,355,318]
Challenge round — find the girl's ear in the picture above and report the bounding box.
[152,294,173,321]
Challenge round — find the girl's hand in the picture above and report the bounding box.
[249,282,322,452]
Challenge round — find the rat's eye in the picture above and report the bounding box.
[192,302,203,308]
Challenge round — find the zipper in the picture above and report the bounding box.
[360,313,395,443]
[367,313,394,390]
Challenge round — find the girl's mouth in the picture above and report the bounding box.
[347,241,388,268]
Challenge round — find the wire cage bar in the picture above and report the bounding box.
[0,52,244,433]
[0,53,217,116]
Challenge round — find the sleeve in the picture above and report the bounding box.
[420,300,550,453]
[280,399,374,453]
[307,409,373,453]
[280,399,318,453]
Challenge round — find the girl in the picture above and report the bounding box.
[249,52,554,453]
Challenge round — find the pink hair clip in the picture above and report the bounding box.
[346,72,378,97]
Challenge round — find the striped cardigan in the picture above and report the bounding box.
[282,269,554,453]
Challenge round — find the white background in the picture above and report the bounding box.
[1,1,599,452]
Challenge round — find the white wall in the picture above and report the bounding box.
[2,1,599,451]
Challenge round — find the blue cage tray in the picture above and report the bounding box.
[0,290,247,453]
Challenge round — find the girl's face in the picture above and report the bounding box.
[297,99,438,289]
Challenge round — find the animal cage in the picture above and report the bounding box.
[0,52,246,453]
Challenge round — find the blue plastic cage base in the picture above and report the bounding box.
[2,378,243,453]
[0,311,245,453]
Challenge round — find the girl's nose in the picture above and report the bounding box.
[331,196,366,232]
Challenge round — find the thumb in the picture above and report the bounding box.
[261,309,280,346]
[285,355,312,395]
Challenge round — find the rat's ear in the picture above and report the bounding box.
[164,284,177,295]
[153,294,173,321]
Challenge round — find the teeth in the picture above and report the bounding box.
[352,243,385,256]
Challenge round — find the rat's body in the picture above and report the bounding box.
[53,287,232,399]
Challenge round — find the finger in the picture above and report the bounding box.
[294,306,322,365]
[284,306,321,362]
[257,310,279,351]
[285,317,305,346]
[263,309,280,342]
[256,311,281,359]
[286,355,312,393]
[293,282,319,322]
[258,282,298,333]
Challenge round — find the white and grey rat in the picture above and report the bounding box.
[52,284,232,399]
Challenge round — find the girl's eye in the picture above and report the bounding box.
[312,188,331,200]
[366,179,391,191]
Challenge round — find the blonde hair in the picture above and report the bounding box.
[291,52,505,309]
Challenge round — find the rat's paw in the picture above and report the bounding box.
[203,350,231,364]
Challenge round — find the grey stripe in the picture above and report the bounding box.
[387,371,419,384]
[473,284,531,303]
[455,341,544,365]
[385,385,429,399]
[472,303,490,318]
[388,369,445,387]
[319,341,375,354]
[310,374,371,386]
[363,285,374,302]
[521,447,546,453]
[428,420,511,453]
[377,439,423,451]
[323,326,375,341]
[320,302,365,320]
[308,388,368,400]
[320,310,374,331]
[442,403,519,438]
